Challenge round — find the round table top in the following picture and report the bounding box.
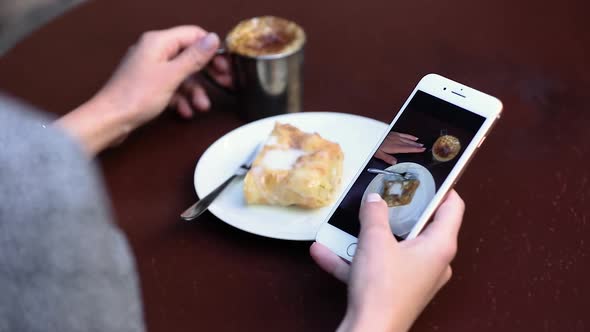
[1,0,588,331]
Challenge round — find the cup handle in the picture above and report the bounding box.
[199,47,235,95]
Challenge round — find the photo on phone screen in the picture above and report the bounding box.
[327,90,486,240]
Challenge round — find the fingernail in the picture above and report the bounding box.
[198,33,219,52]
[366,193,382,203]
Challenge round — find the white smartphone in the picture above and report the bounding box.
[316,73,502,261]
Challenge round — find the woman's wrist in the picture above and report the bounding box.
[55,92,134,156]
[338,308,409,332]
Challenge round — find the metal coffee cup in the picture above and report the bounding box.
[206,16,305,121]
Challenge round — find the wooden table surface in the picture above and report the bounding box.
[1,0,588,331]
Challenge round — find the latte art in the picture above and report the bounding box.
[432,135,461,162]
[226,16,305,58]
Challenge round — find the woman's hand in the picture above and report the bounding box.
[172,55,232,118]
[56,25,231,155]
[374,132,425,165]
[310,191,465,332]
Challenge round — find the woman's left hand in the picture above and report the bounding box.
[374,132,426,165]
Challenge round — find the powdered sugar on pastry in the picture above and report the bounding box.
[260,148,306,170]
[243,122,344,209]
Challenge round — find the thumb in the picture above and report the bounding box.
[172,32,220,77]
[358,193,397,249]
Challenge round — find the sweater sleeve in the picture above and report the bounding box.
[0,95,145,332]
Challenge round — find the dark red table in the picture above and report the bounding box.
[1,0,588,330]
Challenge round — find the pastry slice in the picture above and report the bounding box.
[243,123,344,209]
[382,178,420,207]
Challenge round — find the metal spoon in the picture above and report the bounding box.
[367,168,416,179]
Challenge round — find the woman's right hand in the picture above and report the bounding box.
[172,54,233,118]
[56,26,232,155]
[310,190,465,332]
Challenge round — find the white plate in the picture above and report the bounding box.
[362,162,436,236]
[194,112,388,240]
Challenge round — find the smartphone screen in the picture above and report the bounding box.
[326,90,486,239]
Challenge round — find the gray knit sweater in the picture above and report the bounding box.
[0,95,145,332]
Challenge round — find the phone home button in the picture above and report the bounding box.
[346,243,358,257]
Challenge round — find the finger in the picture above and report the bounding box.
[310,242,350,283]
[380,145,426,154]
[173,94,194,119]
[207,70,234,88]
[395,132,419,141]
[382,136,422,149]
[398,137,424,147]
[141,26,207,60]
[430,266,453,298]
[358,193,397,248]
[385,135,423,147]
[419,190,465,260]
[207,56,234,87]
[180,76,198,94]
[192,83,211,111]
[374,150,397,165]
[421,190,464,241]
[436,265,453,290]
[180,78,211,112]
[212,56,231,73]
[172,32,220,77]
